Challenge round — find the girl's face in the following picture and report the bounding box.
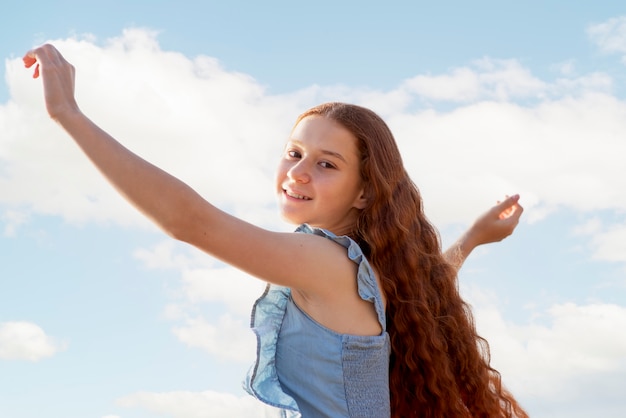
[275,115,368,235]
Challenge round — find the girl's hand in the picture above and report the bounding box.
[23,44,80,121]
[444,194,523,270]
[468,194,523,246]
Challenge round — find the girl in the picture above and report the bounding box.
[24,45,526,417]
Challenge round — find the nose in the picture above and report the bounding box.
[287,159,311,183]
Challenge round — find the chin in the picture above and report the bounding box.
[280,213,307,226]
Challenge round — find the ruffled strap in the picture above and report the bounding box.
[294,224,387,331]
[244,284,300,413]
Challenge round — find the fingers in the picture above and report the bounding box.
[494,194,520,212]
[493,194,521,218]
[22,44,64,79]
[23,51,40,78]
[23,54,37,68]
[492,198,523,244]
[22,44,78,120]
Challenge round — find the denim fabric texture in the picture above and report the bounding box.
[243,225,391,417]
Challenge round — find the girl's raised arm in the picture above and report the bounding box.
[24,45,213,243]
[23,44,355,297]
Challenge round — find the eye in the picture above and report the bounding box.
[287,149,302,159]
[319,161,336,169]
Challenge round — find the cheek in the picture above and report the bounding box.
[274,162,287,185]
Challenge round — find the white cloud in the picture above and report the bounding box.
[400,57,609,105]
[589,223,626,263]
[133,239,266,314]
[172,314,256,362]
[133,240,196,270]
[179,266,266,315]
[2,29,625,233]
[0,321,66,361]
[1,209,28,236]
[569,218,626,264]
[1,29,294,229]
[133,240,265,360]
[464,285,626,415]
[386,91,626,228]
[587,16,626,54]
[117,389,265,418]
[402,59,547,102]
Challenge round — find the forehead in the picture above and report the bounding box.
[290,116,359,157]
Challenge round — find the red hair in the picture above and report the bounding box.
[296,103,528,417]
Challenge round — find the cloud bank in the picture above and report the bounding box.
[2,28,625,230]
[117,390,265,418]
[0,321,66,361]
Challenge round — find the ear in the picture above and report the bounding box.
[353,188,369,210]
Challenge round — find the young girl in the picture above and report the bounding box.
[24,45,527,417]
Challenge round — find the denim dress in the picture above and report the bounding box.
[243,225,391,417]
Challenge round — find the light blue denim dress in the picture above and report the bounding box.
[243,225,391,417]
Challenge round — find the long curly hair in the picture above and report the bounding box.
[295,103,528,417]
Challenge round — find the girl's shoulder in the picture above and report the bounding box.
[294,224,387,332]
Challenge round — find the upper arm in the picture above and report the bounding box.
[174,199,356,296]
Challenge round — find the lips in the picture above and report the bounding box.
[284,189,312,200]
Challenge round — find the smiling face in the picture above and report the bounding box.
[275,115,368,235]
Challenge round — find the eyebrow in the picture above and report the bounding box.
[289,140,348,163]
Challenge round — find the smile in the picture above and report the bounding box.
[285,190,312,200]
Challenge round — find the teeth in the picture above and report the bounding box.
[286,190,310,200]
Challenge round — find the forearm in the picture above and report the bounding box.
[56,110,207,237]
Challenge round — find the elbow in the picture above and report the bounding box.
[159,206,208,246]
[154,189,206,244]
[163,224,184,241]
[150,190,216,248]
[162,219,193,243]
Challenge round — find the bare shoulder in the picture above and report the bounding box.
[292,255,384,336]
[196,214,383,336]
[257,228,359,294]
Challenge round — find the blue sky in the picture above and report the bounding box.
[1,1,626,417]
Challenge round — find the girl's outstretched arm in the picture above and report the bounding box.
[443,194,523,270]
[22,44,358,300]
[24,44,210,240]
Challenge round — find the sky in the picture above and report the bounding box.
[1,1,626,417]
